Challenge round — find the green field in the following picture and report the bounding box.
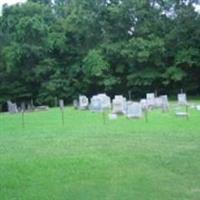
[0,106,200,200]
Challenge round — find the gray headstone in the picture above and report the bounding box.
[160,95,169,112]
[59,99,64,110]
[178,93,187,105]
[140,99,148,110]
[7,100,18,113]
[126,102,143,118]
[35,106,49,111]
[73,99,79,109]
[146,93,155,107]
[89,96,102,112]
[21,102,26,112]
[155,97,162,108]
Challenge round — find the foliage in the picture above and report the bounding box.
[0,0,200,106]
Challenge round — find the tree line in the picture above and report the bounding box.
[0,0,200,108]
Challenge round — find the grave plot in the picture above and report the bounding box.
[7,100,18,114]
[126,102,143,119]
[89,94,111,112]
[175,93,189,119]
[79,95,89,110]
[146,93,156,108]
[112,95,127,115]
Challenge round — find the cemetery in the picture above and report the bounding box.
[0,0,200,199]
[1,92,200,200]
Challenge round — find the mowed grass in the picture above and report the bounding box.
[0,104,200,200]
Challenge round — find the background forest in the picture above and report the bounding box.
[0,0,200,107]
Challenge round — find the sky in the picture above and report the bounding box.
[0,0,26,7]
[0,0,26,14]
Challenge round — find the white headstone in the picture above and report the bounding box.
[59,99,64,110]
[89,96,102,112]
[178,93,187,105]
[79,95,89,109]
[112,95,126,114]
[196,105,200,111]
[108,113,118,120]
[126,102,143,118]
[89,94,111,112]
[97,93,111,110]
[146,93,155,107]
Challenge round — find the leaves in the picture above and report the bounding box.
[0,0,200,105]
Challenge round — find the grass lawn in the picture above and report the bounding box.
[0,105,200,200]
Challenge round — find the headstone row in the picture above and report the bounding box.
[141,93,169,111]
[74,94,111,112]
[75,92,192,121]
[7,100,49,114]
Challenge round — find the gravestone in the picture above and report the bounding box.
[196,105,200,111]
[35,106,49,111]
[59,99,64,110]
[146,93,155,108]
[97,93,111,110]
[160,95,169,112]
[140,99,148,110]
[27,103,32,111]
[112,95,126,114]
[126,102,143,118]
[89,94,111,112]
[73,100,79,109]
[79,95,89,110]
[178,93,187,105]
[89,96,102,112]
[155,97,162,108]
[21,102,26,112]
[7,100,18,113]
[176,111,189,118]
[126,100,132,108]
[108,113,118,120]
[175,97,189,119]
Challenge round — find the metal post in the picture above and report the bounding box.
[186,104,189,120]
[22,111,25,128]
[61,109,64,125]
[144,108,148,123]
[102,110,106,125]
[21,102,25,128]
